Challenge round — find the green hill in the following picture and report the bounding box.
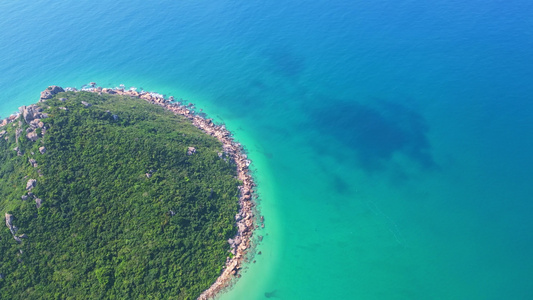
[0,91,240,299]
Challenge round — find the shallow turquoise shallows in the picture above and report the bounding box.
[1,1,533,299]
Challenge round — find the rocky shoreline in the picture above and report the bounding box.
[20,85,258,299]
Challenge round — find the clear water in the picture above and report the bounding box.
[1,1,533,299]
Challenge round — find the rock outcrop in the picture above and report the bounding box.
[102,88,116,94]
[81,101,92,107]
[19,104,48,124]
[187,146,197,155]
[5,213,26,242]
[19,105,38,123]
[29,119,44,129]
[5,213,17,235]
[26,131,39,142]
[39,85,64,102]
[26,179,36,190]
[35,198,42,209]
[29,158,38,168]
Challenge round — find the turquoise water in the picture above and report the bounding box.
[2,1,533,299]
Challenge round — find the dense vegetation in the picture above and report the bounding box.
[0,92,240,299]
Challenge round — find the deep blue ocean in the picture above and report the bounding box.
[1,1,533,299]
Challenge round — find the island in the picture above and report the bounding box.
[0,86,257,299]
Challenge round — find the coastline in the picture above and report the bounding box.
[1,85,258,299]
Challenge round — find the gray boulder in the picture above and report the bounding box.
[5,213,17,235]
[26,179,36,190]
[187,146,197,155]
[26,131,38,142]
[19,105,36,123]
[29,158,38,168]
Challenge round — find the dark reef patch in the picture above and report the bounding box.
[309,99,436,173]
[332,173,351,195]
[264,289,279,298]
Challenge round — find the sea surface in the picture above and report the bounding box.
[1,1,533,299]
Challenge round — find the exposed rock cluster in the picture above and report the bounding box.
[19,104,45,124]
[0,114,19,127]
[0,100,52,245]
[39,85,64,102]
[17,104,49,143]
[4,213,26,243]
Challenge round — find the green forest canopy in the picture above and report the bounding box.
[0,91,240,299]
